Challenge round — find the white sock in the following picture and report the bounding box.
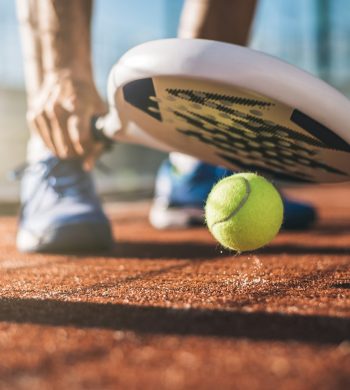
[26,134,52,164]
[169,152,201,174]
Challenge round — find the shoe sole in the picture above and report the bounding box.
[17,222,113,253]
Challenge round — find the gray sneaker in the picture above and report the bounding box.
[16,156,113,253]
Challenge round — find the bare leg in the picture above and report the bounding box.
[16,0,44,103]
[178,0,257,44]
[171,0,258,172]
[16,0,98,164]
[16,0,50,162]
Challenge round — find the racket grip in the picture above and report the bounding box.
[91,116,114,150]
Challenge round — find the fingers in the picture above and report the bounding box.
[68,110,108,171]
[29,112,57,154]
[26,76,107,163]
[27,105,93,160]
[83,143,105,171]
[51,104,77,158]
[67,113,90,157]
[28,110,76,159]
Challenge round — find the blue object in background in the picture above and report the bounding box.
[92,0,183,92]
[251,0,350,91]
[0,1,23,88]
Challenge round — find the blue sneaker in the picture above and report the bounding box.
[16,157,113,253]
[149,159,317,230]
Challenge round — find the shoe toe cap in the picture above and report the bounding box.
[17,220,113,253]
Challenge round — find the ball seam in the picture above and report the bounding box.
[210,177,251,230]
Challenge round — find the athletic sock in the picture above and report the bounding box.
[169,152,201,175]
[26,134,52,164]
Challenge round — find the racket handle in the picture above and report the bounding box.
[91,116,114,150]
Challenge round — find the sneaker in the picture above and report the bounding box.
[149,159,317,230]
[16,156,113,253]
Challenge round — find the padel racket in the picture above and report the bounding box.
[92,39,350,183]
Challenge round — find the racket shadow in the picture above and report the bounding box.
[260,244,349,255]
[77,241,227,260]
[0,297,348,345]
[99,240,349,258]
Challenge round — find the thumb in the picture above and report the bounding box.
[67,114,90,156]
[82,143,105,171]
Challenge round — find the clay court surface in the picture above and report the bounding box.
[0,183,349,389]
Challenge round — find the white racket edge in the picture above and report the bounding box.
[92,38,350,183]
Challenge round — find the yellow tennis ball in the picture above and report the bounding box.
[205,173,284,252]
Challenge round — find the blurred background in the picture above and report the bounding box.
[0,0,350,205]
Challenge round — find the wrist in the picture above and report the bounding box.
[39,0,94,80]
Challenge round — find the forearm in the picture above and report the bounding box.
[38,0,93,79]
[17,0,94,103]
[17,0,94,81]
[16,0,44,100]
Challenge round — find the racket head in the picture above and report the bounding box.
[107,39,350,183]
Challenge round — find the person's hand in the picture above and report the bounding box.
[27,71,107,170]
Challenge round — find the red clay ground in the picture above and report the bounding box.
[0,184,349,390]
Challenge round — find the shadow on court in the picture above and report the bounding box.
[56,240,349,259]
[0,297,349,345]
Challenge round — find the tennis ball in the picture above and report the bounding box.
[205,173,283,252]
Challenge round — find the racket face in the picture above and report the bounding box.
[118,76,350,183]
